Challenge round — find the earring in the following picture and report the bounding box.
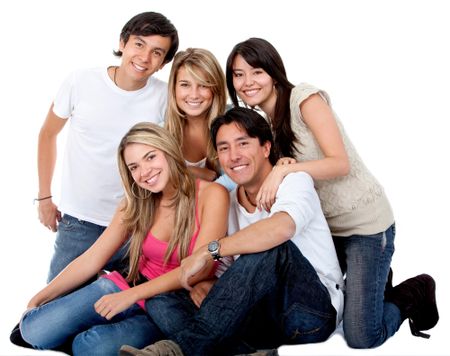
[131,181,151,199]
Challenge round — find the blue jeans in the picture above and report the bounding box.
[332,223,402,348]
[48,214,129,282]
[147,241,337,355]
[20,278,163,355]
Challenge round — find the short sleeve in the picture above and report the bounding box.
[269,172,317,237]
[52,70,77,119]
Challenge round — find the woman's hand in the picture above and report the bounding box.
[190,279,216,308]
[94,289,137,320]
[256,165,289,212]
[276,157,296,166]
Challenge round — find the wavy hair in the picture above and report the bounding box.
[117,122,196,284]
[165,48,227,174]
[226,38,299,158]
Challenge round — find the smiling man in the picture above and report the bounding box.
[121,107,345,356]
[35,12,178,283]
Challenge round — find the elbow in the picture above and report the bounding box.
[336,156,350,177]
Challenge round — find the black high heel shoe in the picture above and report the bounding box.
[385,274,439,338]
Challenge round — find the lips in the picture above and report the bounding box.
[231,164,248,171]
[132,62,147,72]
[242,88,260,97]
[144,172,160,186]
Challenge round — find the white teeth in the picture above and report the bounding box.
[133,63,146,72]
[187,101,202,107]
[232,165,246,171]
[146,174,158,185]
[244,89,259,97]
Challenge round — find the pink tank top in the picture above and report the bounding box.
[103,179,201,309]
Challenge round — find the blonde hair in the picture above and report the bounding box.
[165,48,227,174]
[117,122,196,284]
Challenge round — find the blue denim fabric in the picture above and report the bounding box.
[20,278,163,355]
[147,241,337,356]
[332,223,402,348]
[48,214,129,282]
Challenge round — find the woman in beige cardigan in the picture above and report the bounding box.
[224,37,438,348]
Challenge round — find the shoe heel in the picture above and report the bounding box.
[409,318,431,339]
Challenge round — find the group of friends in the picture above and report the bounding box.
[10,11,439,356]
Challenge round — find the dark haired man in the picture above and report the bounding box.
[37,12,178,282]
[121,107,344,355]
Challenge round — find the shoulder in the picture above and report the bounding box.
[198,179,229,202]
[148,76,168,90]
[282,172,314,189]
[291,83,331,107]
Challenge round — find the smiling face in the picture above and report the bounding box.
[124,143,171,194]
[175,66,213,119]
[118,34,172,89]
[216,122,271,189]
[231,54,277,114]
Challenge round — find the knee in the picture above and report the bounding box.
[72,329,115,355]
[343,324,380,349]
[20,313,50,349]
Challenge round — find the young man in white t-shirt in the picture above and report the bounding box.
[36,12,178,282]
[120,107,344,356]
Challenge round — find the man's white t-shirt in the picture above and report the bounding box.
[53,67,167,226]
[219,172,344,324]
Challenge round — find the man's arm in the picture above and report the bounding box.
[37,104,67,232]
[180,212,295,289]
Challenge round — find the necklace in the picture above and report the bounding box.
[113,66,119,86]
[243,188,257,207]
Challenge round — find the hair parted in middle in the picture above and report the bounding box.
[165,48,227,175]
[225,37,299,158]
[117,122,196,284]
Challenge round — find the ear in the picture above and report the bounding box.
[119,39,125,52]
[263,141,271,158]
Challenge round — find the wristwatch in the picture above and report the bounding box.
[207,240,222,261]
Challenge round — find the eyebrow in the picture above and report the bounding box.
[216,135,250,147]
[135,36,168,54]
[126,149,156,167]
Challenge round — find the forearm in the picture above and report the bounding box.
[37,130,57,197]
[188,166,217,181]
[221,212,296,257]
[279,157,349,181]
[29,253,104,307]
[131,260,215,301]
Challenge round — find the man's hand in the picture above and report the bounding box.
[37,199,61,232]
[190,279,216,308]
[179,249,210,291]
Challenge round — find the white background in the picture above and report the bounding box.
[1,0,449,355]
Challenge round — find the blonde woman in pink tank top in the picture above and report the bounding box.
[17,122,229,355]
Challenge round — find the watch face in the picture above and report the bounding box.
[208,241,219,252]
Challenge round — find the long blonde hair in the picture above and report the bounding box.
[117,122,196,284]
[165,48,227,174]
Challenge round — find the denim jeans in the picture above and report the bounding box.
[20,278,163,355]
[333,223,402,348]
[48,214,129,282]
[147,241,337,356]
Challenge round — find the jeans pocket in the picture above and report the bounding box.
[58,214,77,232]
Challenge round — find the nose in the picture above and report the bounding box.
[140,162,152,177]
[229,146,241,162]
[244,74,254,87]
[188,85,200,98]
